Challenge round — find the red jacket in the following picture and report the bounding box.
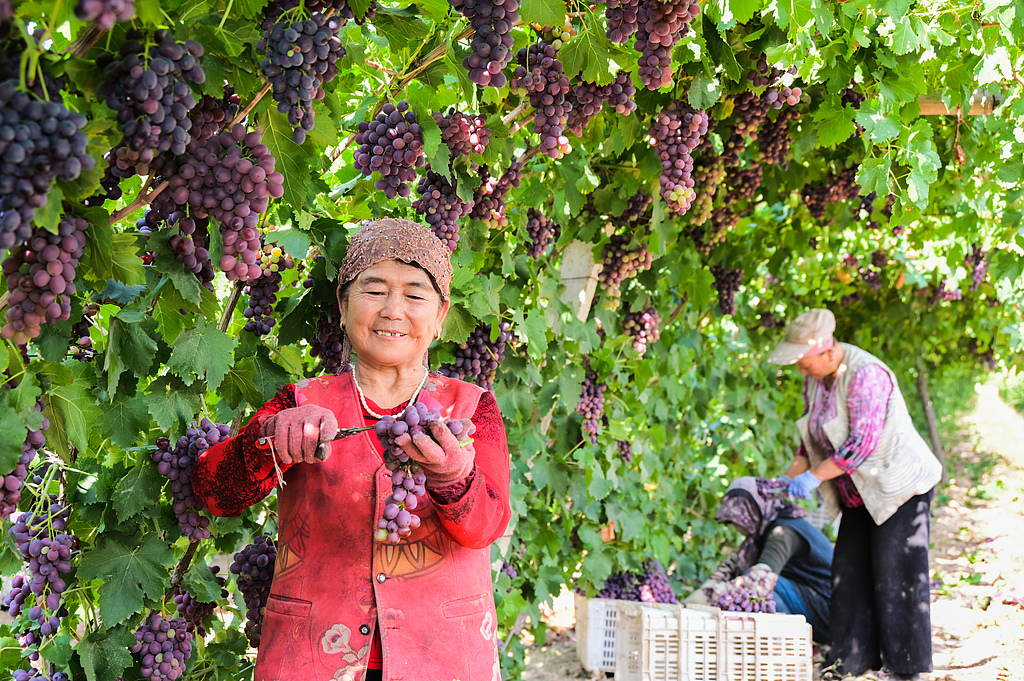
[193,373,511,681]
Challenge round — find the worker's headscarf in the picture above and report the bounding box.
[715,477,806,571]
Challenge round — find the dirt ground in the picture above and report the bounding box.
[519,383,1024,681]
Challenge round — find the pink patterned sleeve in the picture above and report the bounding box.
[831,364,893,473]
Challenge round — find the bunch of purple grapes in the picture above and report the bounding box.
[591,560,678,603]
[510,41,572,159]
[129,613,194,681]
[622,307,661,357]
[765,83,802,109]
[605,0,641,43]
[691,207,738,256]
[935,279,962,302]
[258,11,344,144]
[619,190,653,225]
[439,321,512,390]
[311,305,345,373]
[153,420,229,541]
[470,159,523,226]
[265,0,377,22]
[243,244,296,336]
[649,103,709,215]
[715,586,777,613]
[689,157,725,227]
[354,101,425,199]
[1,214,88,344]
[566,72,637,136]
[633,0,701,90]
[189,87,240,144]
[74,0,134,29]
[173,565,228,637]
[0,81,93,250]
[434,111,491,158]
[965,245,988,291]
[230,535,277,647]
[841,82,866,109]
[802,166,860,220]
[711,266,743,316]
[449,0,519,88]
[13,670,70,681]
[746,53,780,87]
[167,212,216,292]
[524,208,558,258]
[4,497,75,639]
[860,268,882,292]
[577,371,607,445]
[96,30,205,179]
[0,403,47,519]
[413,168,474,251]
[758,107,799,167]
[617,440,633,463]
[598,233,653,299]
[728,163,763,202]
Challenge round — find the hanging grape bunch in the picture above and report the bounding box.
[265,0,378,22]
[70,306,99,361]
[188,86,240,144]
[96,30,205,180]
[1,214,88,344]
[619,190,653,226]
[577,370,607,445]
[413,168,474,251]
[692,207,738,256]
[649,103,709,216]
[598,233,653,300]
[470,158,523,226]
[439,321,512,390]
[244,243,296,336]
[605,0,641,43]
[153,420,229,541]
[721,91,770,168]
[13,671,70,681]
[4,497,76,640]
[0,402,47,519]
[633,0,701,90]
[0,82,93,251]
[311,305,346,374]
[711,266,743,316]
[74,0,135,29]
[524,208,558,258]
[689,157,726,227]
[535,21,576,48]
[258,9,344,144]
[166,212,216,292]
[449,0,519,88]
[758,107,799,167]
[622,307,661,357]
[510,41,572,159]
[965,245,988,291]
[715,587,777,613]
[354,101,425,199]
[729,163,763,202]
[129,613,194,681]
[617,440,633,463]
[434,111,491,158]
[173,565,228,637]
[230,535,277,647]
[565,72,637,136]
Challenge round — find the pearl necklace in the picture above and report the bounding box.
[352,365,429,419]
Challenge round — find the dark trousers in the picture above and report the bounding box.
[365,671,382,681]
[826,490,934,676]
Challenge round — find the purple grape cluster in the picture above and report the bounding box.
[691,206,738,256]
[96,31,205,179]
[598,233,653,299]
[758,107,799,167]
[130,613,194,681]
[721,91,770,168]
[173,565,228,637]
[715,586,777,613]
[746,53,779,87]
[258,11,344,144]
[605,0,641,43]
[243,244,296,336]
[153,420,229,541]
[841,82,866,109]
[470,159,523,226]
[617,440,633,463]
[0,82,93,250]
[265,0,377,22]
[230,535,277,647]
[449,0,519,88]
[765,83,802,109]
[74,0,135,29]
[373,403,464,543]
[434,111,491,158]
[354,101,425,199]
[728,163,763,202]
[620,190,653,225]
[524,208,558,258]
[933,279,962,303]
[1,214,88,344]
[510,41,572,159]
[311,306,345,374]
[589,560,678,603]
[439,321,512,390]
[167,212,216,292]
[689,157,725,227]
[13,670,70,681]
[965,244,988,291]
[413,168,474,251]
[0,402,47,519]
[566,72,637,136]
[577,370,607,445]
[622,307,661,357]
[711,266,743,316]
[649,103,709,215]
[801,166,860,220]
[189,87,240,143]
[633,0,701,90]
[4,497,75,639]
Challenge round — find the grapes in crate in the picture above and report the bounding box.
[715,586,777,613]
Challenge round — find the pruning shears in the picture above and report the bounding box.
[255,425,376,461]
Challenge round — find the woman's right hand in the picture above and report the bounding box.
[260,405,338,465]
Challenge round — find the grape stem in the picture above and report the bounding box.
[107,180,169,225]
[501,101,529,126]
[230,81,273,128]
[169,540,201,590]
[219,280,246,333]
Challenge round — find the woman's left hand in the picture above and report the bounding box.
[395,419,475,487]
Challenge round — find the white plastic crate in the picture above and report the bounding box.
[614,602,718,681]
[574,594,679,673]
[715,610,812,681]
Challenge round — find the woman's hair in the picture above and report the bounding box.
[337,260,444,309]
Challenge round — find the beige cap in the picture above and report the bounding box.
[767,309,836,365]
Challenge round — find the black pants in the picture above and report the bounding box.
[826,490,934,676]
[365,671,382,681]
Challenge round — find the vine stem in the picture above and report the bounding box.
[219,280,246,332]
[230,81,273,128]
[169,540,200,589]
[667,296,688,325]
[501,101,528,127]
[107,180,168,225]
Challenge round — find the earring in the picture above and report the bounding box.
[434,329,442,341]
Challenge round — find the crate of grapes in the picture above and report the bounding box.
[716,609,812,681]
[574,594,679,673]
[614,602,718,681]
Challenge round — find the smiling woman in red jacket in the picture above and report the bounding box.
[193,218,511,681]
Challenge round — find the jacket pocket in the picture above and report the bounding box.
[266,594,313,617]
[441,593,491,619]
[255,596,315,681]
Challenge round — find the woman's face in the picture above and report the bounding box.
[796,348,835,380]
[339,260,449,370]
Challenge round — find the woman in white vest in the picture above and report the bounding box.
[768,308,941,681]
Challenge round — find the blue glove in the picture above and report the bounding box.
[776,475,793,484]
[788,471,821,500]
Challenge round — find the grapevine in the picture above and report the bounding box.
[510,41,572,159]
[577,370,607,445]
[354,101,425,199]
[649,103,709,215]
[523,208,558,258]
[439,321,512,390]
[230,535,277,647]
[173,565,228,637]
[449,0,519,88]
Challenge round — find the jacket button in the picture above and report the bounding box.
[360,624,370,635]
[376,573,387,583]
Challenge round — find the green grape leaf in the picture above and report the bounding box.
[560,22,620,86]
[0,399,26,473]
[259,109,314,210]
[77,533,174,627]
[520,0,566,30]
[97,395,152,448]
[112,463,163,524]
[183,560,227,603]
[854,100,901,142]
[167,322,238,390]
[687,74,723,111]
[811,100,856,147]
[42,371,102,457]
[442,302,477,344]
[730,0,764,24]
[143,375,206,433]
